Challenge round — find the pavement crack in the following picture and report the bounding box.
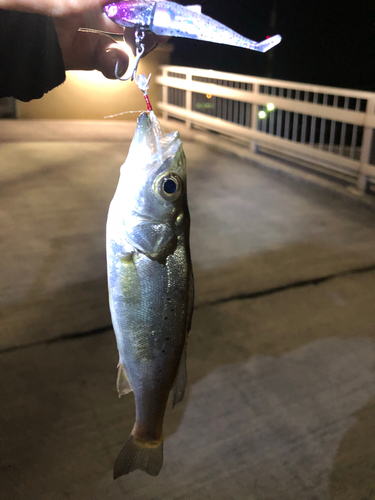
[2,262,375,355]
[196,262,375,309]
[0,325,113,355]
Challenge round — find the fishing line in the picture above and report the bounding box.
[104,74,152,118]
[104,110,144,118]
[134,73,164,162]
[104,69,164,162]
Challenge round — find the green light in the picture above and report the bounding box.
[258,110,267,119]
[267,103,275,111]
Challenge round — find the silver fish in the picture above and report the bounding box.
[106,111,193,478]
[104,0,282,53]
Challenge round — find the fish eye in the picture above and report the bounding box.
[163,178,177,194]
[154,173,183,202]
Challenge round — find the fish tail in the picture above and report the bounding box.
[113,435,163,479]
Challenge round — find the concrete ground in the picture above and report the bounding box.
[1,119,375,500]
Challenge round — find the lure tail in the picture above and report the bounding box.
[151,1,281,52]
[255,34,282,53]
[114,435,164,478]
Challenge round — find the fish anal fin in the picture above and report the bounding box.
[114,435,163,478]
[171,344,187,408]
[116,363,132,397]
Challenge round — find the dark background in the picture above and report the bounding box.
[170,0,375,91]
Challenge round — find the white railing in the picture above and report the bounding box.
[156,66,375,191]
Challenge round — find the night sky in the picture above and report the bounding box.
[170,0,375,91]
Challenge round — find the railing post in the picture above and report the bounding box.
[357,98,375,193]
[250,83,259,153]
[185,72,192,129]
[162,67,168,121]
[156,66,375,187]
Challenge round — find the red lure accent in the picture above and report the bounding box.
[144,93,153,112]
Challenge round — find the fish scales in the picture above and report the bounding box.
[106,111,193,478]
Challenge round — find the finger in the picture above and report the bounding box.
[80,9,124,33]
[54,17,98,70]
[95,39,130,79]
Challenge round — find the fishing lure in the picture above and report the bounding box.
[104,0,281,52]
[80,0,281,81]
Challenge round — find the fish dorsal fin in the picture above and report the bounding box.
[186,4,202,14]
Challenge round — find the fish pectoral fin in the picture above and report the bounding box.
[171,344,187,408]
[126,223,175,258]
[119,252,135,265]
[116,363,133,397]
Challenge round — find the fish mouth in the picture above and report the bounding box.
[129,112,180,164]
[133,112,153,143]
[137,112,151,129]
[129,112,163,161]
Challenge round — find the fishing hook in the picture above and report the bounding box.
[114,29,145,81]
[78,27,146,81]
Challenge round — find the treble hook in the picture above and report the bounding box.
[115,29,145,81]
[78,27,145,82]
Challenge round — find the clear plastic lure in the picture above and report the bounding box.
[104,0,281,53]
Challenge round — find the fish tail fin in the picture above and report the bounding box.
[113,435,163,479]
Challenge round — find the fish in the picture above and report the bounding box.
[106,111,194,478]
[104,0,282,53]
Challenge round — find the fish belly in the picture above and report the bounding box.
[107,235,190,439]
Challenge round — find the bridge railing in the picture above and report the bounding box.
[156,66,375,191]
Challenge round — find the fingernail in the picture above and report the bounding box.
[115,59,127,77]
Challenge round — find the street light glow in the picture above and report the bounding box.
[258,110,267,119]
[267,103,275,111]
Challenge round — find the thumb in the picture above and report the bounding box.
[95,40,130,79]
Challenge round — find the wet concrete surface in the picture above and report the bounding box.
[1,120,375,499]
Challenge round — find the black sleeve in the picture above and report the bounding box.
[0,10,66,102]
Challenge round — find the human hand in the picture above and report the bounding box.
[0,0,124,17]
[0,0,168,78]
[53,12,167,79]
